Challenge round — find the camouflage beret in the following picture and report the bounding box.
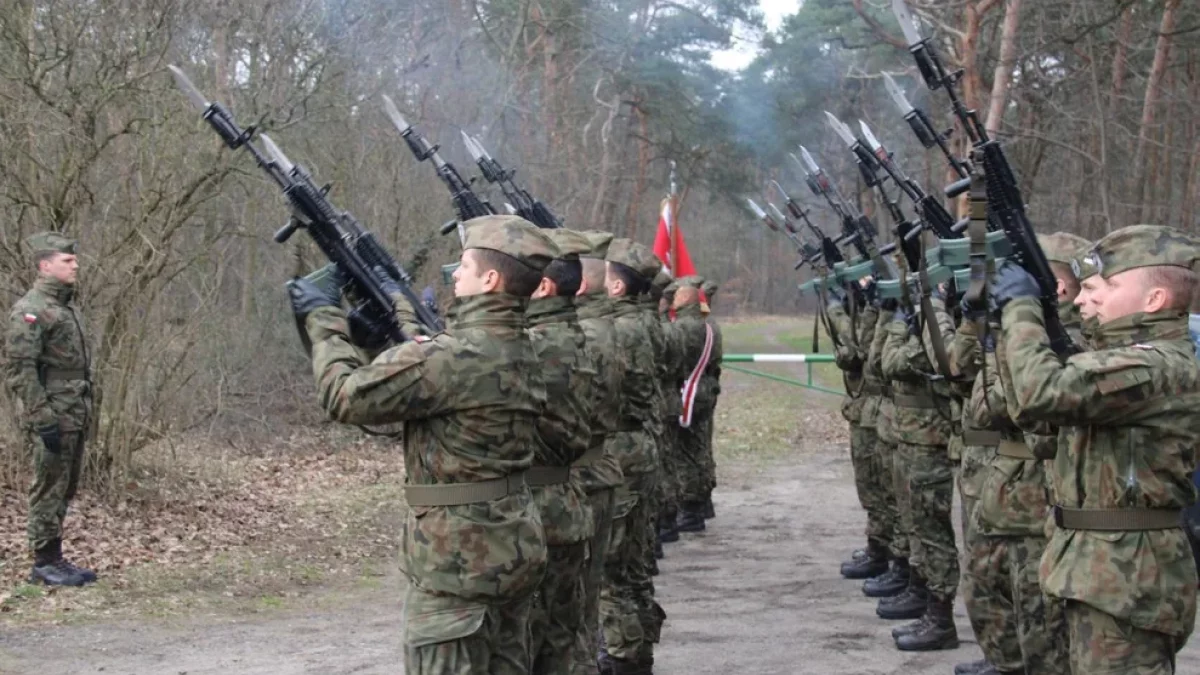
[1072,224,1200,281]
[701,279,719,297]
[1037,232,1091,266]
[579,231,614,259]
[545,228,593,260]
[675,275,705,290]
[462,215,559,272]
[651,269,674,293]
[26,231,76,257]
[606,238,664,281]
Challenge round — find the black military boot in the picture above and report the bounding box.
[658,512,679,544]
[841,540,888,579]
[30,540,85,587]
[676,502,706,533]
[876,575,928,620]
[56,539,97,584]
[863,557,910,598]
[703,494,715,519]
[895,595,959,651]
[890,615,928,639]
[610,657,654,675]
[954,659,996,675]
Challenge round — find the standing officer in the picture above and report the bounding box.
[4,231,95,587]
[292,215,553,675]
[993,225,1200,674]
[671,278,717,533]
[694,277,722,520]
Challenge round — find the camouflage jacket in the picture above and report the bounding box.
[528,296,596,545]
[306,292,547,601]
[637,297,669,444]
[949,318,992,498]
[699,313,723,414]
[922,296,967,460]
[868,309,896,444]
[572,295,625,492]
[673,304,718,420]
[659,309,688,420]
[1001,299,1200,636]
[882,315,952,446]
[3,277,91,432]
[606,295,659,477]
[828,303,878,425]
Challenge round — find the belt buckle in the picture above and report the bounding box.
[1052,505,1064,528]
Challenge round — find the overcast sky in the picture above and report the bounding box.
[711,0,800,71]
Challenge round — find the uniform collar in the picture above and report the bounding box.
[447,292,527,330]
[34,276,74,303]
[1088,310,1189,350]
[527,295,577,327]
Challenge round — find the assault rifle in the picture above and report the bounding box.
[168,66,444,345]
[461,133,561,229]
[381,96,495,238]
[747,198,823,270]
[891,0,1074,355]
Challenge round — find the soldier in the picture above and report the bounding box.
[528,228,598,675]
[694,277,722,521]
[825,284,890,580]
[598,238,666,675]
[671,278,718,533]
[290,215,552,675]
[992,224,1200,674]
[655,275,683,548]
[880,296,960,651]
[4,231,95,587]
[571,231,627,675]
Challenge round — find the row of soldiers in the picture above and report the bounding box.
[824,224,1200,674]
[3,220,723,675]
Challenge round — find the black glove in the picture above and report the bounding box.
[287,276,340,321]
[960,294,986,322]
[37,423,62,455]
[989,261,1040,311]
[880,297,898,312]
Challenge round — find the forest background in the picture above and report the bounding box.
[0,0,1197,486]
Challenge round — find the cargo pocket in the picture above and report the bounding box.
[403,587,488,649]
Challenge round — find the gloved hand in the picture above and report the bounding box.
[960,294,987,322]
[989,261,1040,311]
[421,286,437,310]
[36,423,62,454]
[880,297,898,312]
[894,306,920,336]
[287,276,340,321]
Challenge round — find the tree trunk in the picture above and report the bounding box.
[1135,0,1182,221]
[985,0,1022,136]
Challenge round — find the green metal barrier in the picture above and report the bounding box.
[721,353,843,396]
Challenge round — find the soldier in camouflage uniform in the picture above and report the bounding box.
[950,233,1087,675]
[880,299,960,651]
[825,286,890,579]
[597,239,666,675]
[292,215,552,675]
[694,278,722,520]
[571,231,628,675]
[528,228,598,675]
[670,278,719,533]
[993,225,1200,674]
[4,231,95,587]
[648,269,681,558]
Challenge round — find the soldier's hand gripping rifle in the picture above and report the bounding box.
[461,133,561,229]
[168,66,444,347]
[381,96,495,239]
[891,0,1075,355]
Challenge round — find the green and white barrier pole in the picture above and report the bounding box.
[721,353,843,395]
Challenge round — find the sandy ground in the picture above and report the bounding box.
[5,438,1198,675]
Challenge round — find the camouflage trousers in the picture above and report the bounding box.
[658,424,682,519]
[678,414,714,504]
[850,424,894,550]
[28,430,85,550]
[1065,600,1184,675]
[403,586,532,675]
[966,536,1068,674]
[884,440,910,561]
[531,541,588,675]
[572,488,615,675]
[899,442,958,601]
[600,471,664,662]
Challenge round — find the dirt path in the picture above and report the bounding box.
[6,440,1195,674]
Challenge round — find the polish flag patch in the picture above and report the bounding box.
[22,314,37,324]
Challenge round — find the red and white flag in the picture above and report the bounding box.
[652,197,696,278]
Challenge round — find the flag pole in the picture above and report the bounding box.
[669,160,679,277]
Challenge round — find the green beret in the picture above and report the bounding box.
[545,228,593,260]
[462,215,559,272]
[27,232,77,258]
[579,231,614,259]
[606,238,663,281]
[1037,232,1091,266]
[676,275,705,290]
[1072,224,1200,281]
